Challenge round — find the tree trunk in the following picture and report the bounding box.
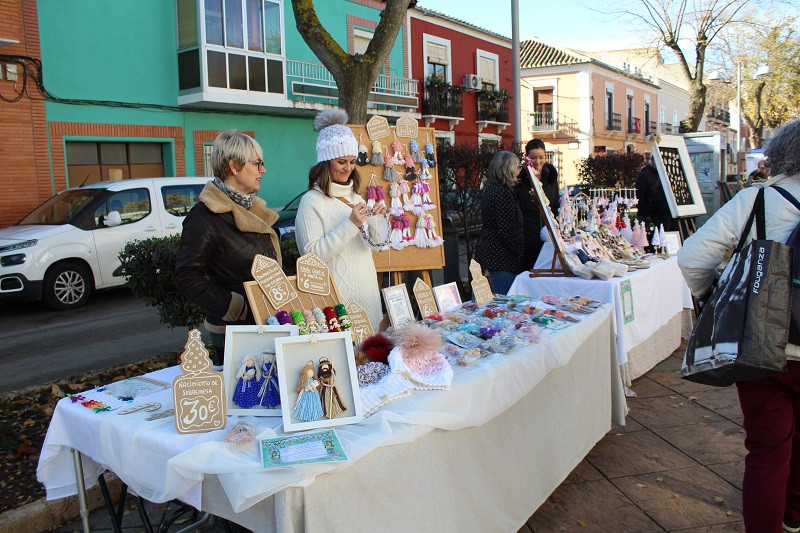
[687,80,707,132]
[332,63,382,125]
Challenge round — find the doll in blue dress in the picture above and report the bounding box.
[232,355,262,408]
[258,351,281,408]
[293,361,324,422]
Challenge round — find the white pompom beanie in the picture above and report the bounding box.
[314,108,359,163]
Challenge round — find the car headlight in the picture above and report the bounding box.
[0,239,38,253]
[0,253,26,266]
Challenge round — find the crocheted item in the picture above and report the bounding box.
[356,361,390,386]
[388,324,453,390]
[359,372,415,417]
[360,332,394,364]
[314,109,358,162]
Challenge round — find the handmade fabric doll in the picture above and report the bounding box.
[404,154,417,181]
[383,149,397,182]
[276,310,292,325]
[293,361,324,422]
[291,309,310,335]
[370,140,384,166]
[312,307,330,333]
[357,134,369,166]
[334,303,352,330]
[391,134,404,161]
[317,357,347,419]
[303,309,320,334]
[388,323,453,390]
[424,134,436,167]
[258,351,281,408]
[233,355,263,408]
[323,306,342,332]
[419,159,432,180]
[410,139,424,164]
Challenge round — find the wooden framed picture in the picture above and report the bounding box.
[662,231,682,256]
[381,283,415,329]
[274,332,363,433]
[433,282,462,313]
[652,135,707,218]
[223,325,299,417]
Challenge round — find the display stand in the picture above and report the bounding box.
[348,122,445,291]
[523,165,573,277]
[243,277,343,325]
[677,216,697,243]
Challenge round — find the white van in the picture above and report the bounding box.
[0,177,209,310]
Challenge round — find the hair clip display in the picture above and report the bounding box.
[294,360,324,422]
[317,357,347,419]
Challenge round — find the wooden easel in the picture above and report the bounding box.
[523,166,574,277]
[677,217,697,243]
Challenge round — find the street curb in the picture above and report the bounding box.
[0,474,124,533]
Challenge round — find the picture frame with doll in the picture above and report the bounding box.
[223,325,299,417]
[274,331,363,432]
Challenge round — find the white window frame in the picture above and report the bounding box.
[476,49,499,89]
[423,33,452,84]
[352,28,373,55]
[434,130,455,146]
[478,133,502,148]
[605,83,615,125]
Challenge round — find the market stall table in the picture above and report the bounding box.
[510,242,693,386]
[38,307,624,532]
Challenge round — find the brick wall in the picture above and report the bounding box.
[0,0,50,228]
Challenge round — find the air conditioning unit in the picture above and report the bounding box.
[463,74,481,91]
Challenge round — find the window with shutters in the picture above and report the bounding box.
[424,36,451,84]
[476,50,498,91]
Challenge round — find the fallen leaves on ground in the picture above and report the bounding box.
[0,351,181,515]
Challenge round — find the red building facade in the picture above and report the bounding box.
[407,8,514,148]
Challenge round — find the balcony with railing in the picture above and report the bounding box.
[706,105,731,124]
[606,113,622,132]
[476,91,510,133]
[285,59,419,113]
[529,111,557,132]
[646,120,657,136]
[421,83,463,129]
[626,116,641,135]
[660,122,673,134]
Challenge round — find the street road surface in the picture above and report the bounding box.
[0,288,193,394]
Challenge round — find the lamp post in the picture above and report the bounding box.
[511,0,521,146]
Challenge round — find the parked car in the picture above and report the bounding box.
[0,177,208,310]
[272,191,305,242]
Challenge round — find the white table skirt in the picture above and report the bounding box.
[509,249,692,369]
[37,309,624,531]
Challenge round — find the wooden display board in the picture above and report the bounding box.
[524,165,573,277]
[347,123,446,273]
[244,275,343,325]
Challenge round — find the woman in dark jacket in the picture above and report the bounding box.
[513,138,559,270]
[175,130,281,364]
[476,151,525,294]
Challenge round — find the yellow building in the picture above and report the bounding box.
[519,38,662,185]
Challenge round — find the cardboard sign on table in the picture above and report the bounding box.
[413,277,438,318]
[469,260,494,304]
[296,252,330,296]
[252,254,298,309]
[173,329,226,434]
[345,298,373,345]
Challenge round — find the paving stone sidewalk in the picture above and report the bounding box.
[57,341,747,532]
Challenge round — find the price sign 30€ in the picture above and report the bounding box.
[173,329,226,434]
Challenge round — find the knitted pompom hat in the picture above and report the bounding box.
[314,108,359,163]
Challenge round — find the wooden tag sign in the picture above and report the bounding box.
[412,278,438,318]
[469,260,494,304]
[395,114,419,139]
[366,115,390,140]
[296,252,330,296]
[252,254,298,309]
[173,329,226,434]
[345,298,374,345]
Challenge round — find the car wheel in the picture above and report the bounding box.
[43,262,93,310]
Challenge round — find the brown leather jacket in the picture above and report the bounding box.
[175,182,281,334]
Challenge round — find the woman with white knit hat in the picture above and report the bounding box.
[295,109,390,330]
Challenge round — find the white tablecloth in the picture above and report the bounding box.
[37,308,625,532]
[509,249,692,368]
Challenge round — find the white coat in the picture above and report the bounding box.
[677,171,800,358]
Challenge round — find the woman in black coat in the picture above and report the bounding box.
[513,138,559,270]
[476,151,525,294]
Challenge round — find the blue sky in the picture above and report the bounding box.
[415,0,646,51]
